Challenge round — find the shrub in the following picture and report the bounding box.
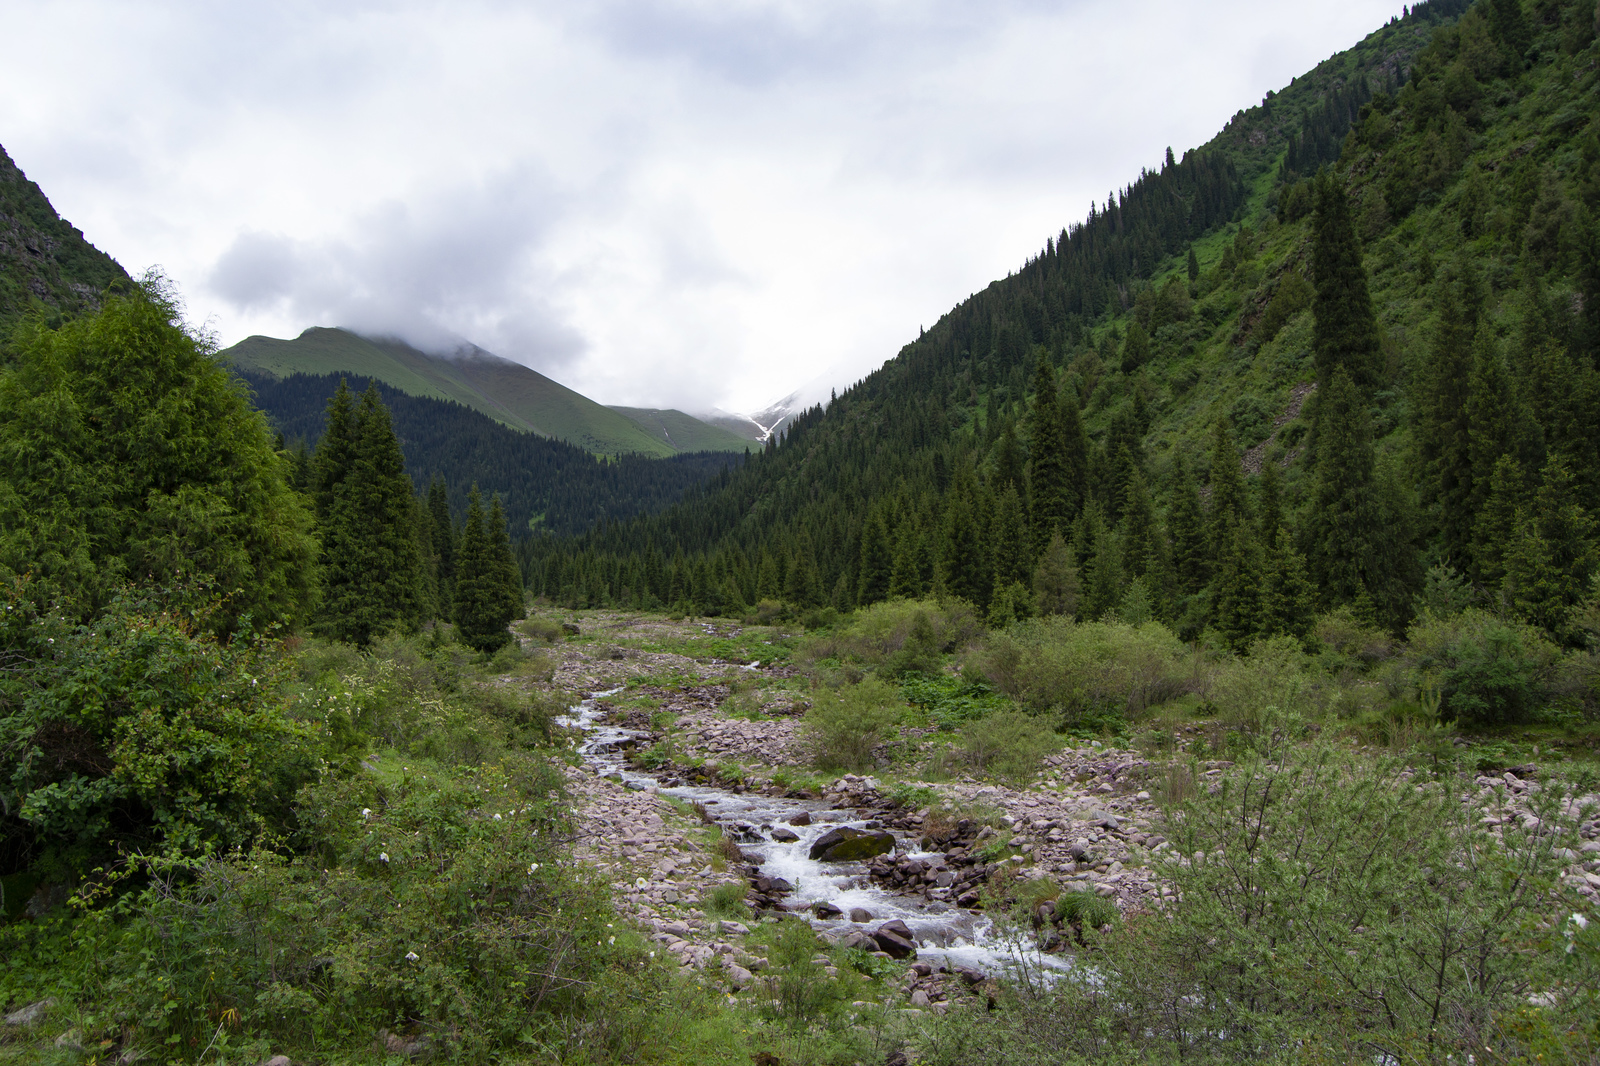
[1407,608,1561,727]
[703,881,752,919]
[802,599,983,667]
[961,709,1057,783]
[516,616,566,643]
[803,678,905,771]
[977,617,1192,729]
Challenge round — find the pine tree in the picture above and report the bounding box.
[428,475,455,606]
[990,484,1033,592]
[1303,368,1382,610]
[786,534,821,607]
[315,382,429,644]
[993,422,1026,501]
[1467,329,1540,582]
[1257,459,1283,542]
[1121,320,1151,373]
[1187,246,1201,283]
[1027,361,1071,547]
[1060,387,1091,524]
[488,494,524,623]
[1033,532,1081,617]
[1260,526,1317,644]
[1212,525,1263,652]
[1505,457,1598,646]
[1311,172,1382,392]
[940,471,987,607]
[1082,526,1124,621]
[1168,454,1209,594]
[454,486,512,652]
[1206,418,1251,563]
[1120,468,1159,578]
[856,512,893,605]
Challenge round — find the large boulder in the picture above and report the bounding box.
[808,826,895,862]
[873,920,918,959]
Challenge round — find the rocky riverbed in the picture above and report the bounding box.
[535,612,1600,1007]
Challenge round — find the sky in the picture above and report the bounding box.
[2,1,1403,414]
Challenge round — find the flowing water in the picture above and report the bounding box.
[559,689,1067,978]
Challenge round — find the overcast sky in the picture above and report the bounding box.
[3,1,1401,414]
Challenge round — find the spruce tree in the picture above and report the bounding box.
[453,486,512,652]
[1505,457,1598,646]
[1260,526,1317,644]
[1082,526,1124,621]
[1168,454,1210,594]
[1257,459,1283,542]
[488,494,524,623]
[1027,361,1071,548]
[1311,172,1382,392]
[1187,246,1200,283]
[428,475,455,601]
[315,382,428,644]
[990,484,1033,592]
[1121,321,1151,373]
[1303,368,1382,611]
[1206,418,1251,562]
[785,534,821,607]
[1212,525,1263,652]
[1033,532,1081,617]
[856,512,893,605]
[940,471,987,607]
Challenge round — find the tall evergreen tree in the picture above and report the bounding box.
[488,494,524,624]
[1212,525,1263,652]
[990,484,1033,592]
[940,471,988,606]
[315,382,429,644]
[1168,454,1209,594]
[1505,456,1598,646]
[454,486,512,652]
[1082,526,1124,621]
[1417,274,1478,566]
[1206,418,1251,562]
[1303,368,1383,612]
[786,534,821,607]
[1260,526,1317,644]
[1032,532,1081,617]
[1027,361,1071,547]
[1311,172,1383,392]
[856,512,893,605]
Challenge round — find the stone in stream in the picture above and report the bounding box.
[812,901,843,919]
[872,920,918,959]
[788,810,812,826]
[808,826,895,862]
[849,907,874,923]
[769,827,800,843]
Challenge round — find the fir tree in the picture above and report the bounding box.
[1311,172,1382,392]
[1417,274,1477,567]
[454,486,513,652]
[1121,320,1152,373]
[488,494,524,623]
[940,471,987,606]
[1168,454,1209,594]
[1505,458,1598,646]
[990,484,1033,592]
[1260,526,1317,644]
[1257,459,1283,542]
[1303,368,1382,611]
[1082,526,1125,621]
[315,382,429,644]
[1212,525,1263,652]
[428,475,456,605]
[1187,245,1200,282]
[786,534,821,607]
[1033,532,1081,617]
[856,512,893,605]
[1206,418,1251,562]
[1027,361,1071,547]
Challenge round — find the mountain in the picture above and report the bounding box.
[606,406,754,452]
[241,370,742,537]
[523,0,1600,649]
[0,144,129,336]
[221,327,741,457]
[696,391,810,443]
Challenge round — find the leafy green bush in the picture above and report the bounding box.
[516,616,566,643]
[801,598,983,668]
[703,881,752,919]
[1407,608,1561,727]
[0,586,317,876]
[978,617,1192,729]
[960,708,1058,783]
[1052,889,1119,932]
[803,678,905,771]
[899,670,1011,730]
[37,756,637,1062]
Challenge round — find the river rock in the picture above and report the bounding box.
[770,827,800,842]
[726,963,755,989]
[849,907,874,923]
[873,919,918,959]
[809,826,895,862]
[4,999,55,1028]
[788,811,812,826]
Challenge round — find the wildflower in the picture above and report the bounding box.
[528,863,540,874]
[608,936,615,945]
[379,852,390,863]
[405,951,419,962]
[494,813,502,821]
[362,808,373,819]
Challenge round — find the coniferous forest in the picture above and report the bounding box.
[9,2,1600,1064]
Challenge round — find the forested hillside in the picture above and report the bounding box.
[243,369,745,537]
[523,0,1600,659]
[0,144,128,334]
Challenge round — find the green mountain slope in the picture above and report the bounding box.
[607,406,752,452]
[525,0,1600,652]
[222,327,692,457]
[0,144,129,336]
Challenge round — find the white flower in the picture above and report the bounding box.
[1574,913,1591,931]
[405,951,419,961]
[608,936,615,945]
[528,863,540,875]
[379,852,390,863]
[635,877,649,888]
[361,808,373,819]
[493,813,502,821]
